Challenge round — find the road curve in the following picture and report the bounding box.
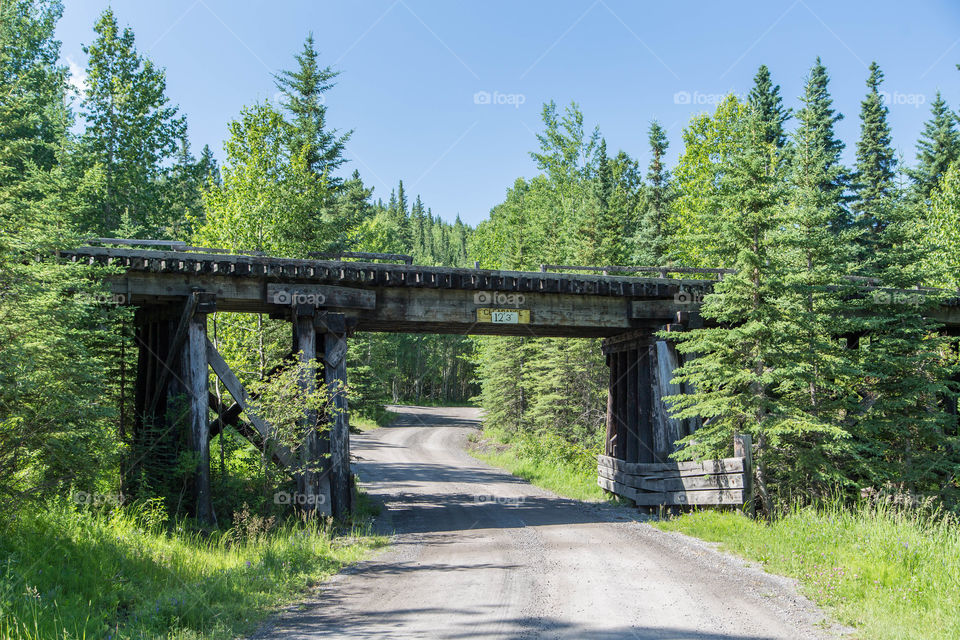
[254,406,839,640]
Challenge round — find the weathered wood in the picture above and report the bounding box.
[597,465,745,491]
[309,250,413,264]
[183,311,214,525]
[604,353,615,457]
[597,454,744,476]
[614,351,628,460]
[734,433,754,516]
[597,476,745,505]
[266,283,376,310]
[324,325,352,518]
[625,348,638,463]
[146,293,198,415]
[651,339,687,462]
[205,338,296,468]
[293,306,331,516]
[636,343,654,463]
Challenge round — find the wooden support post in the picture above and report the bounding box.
[734,433,754,516]
[614,351,629,460]
[636,342,654,463]
[183,307,215,526]
[625,347,639,463]
[294,304,331,515]
[322,312,351,518]
[604,353,615,457]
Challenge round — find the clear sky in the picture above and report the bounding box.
[57,1,960,226]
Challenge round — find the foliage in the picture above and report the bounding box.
[656,501,960,640]
[0,499,385,640]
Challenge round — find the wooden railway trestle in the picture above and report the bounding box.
[62,244,960,521]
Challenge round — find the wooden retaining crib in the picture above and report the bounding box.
[597,434,754,509]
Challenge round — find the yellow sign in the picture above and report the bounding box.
[477,308,530,324]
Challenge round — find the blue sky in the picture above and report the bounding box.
[58,1,960,226]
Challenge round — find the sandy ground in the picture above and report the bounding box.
[253,405,844,640]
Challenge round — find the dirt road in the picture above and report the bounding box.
[255,406,839,639]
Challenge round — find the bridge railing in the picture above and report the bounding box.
[84,239,414,264]
[539,264,735,279]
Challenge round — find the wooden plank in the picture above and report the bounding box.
[325,328,351,518]
[266,283,376,310]
[184,313,215,526]
[651,339,687,461]
[734,433,754,516]
[614,351,628,460]
[598,476,745,505]
[636,343,655,463]
[597,454,743,476]
[146,293,198,415]
[293,308,331,516]
[604,353,615,457]
[625,348,638,463]
[205,338,296,468]
[597,465,744,491]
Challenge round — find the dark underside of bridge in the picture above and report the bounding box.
[60,246,960,521]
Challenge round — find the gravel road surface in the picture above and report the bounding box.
[254,405,842,640]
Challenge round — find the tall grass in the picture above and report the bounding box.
[0,498,386,640]
[470,429,615,502]
[655,501,960,640]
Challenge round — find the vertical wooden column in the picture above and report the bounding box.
[616,351,630,460]
[636,341,655,463]
[734,434,754,516]
[625,348,639,463]
[604,352,615,457]
[182,305,214,526]
[322,312,351,517]
[294,304,331,515]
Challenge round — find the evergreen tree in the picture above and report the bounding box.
[910,92,960,199]
[79,8,186,236]
[791,58,849,232]
[274,33,351,185]
[198,144,221,187]
[667,111,789,514]
[747,64,790,148]
[632,121,674,265]
[852,62,896,236]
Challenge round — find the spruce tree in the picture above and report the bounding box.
[791,58,849,231]
[632,121,674,266]
[910,92,960,199]
[667,110,787,514]
[747,64,790,148]
[274,33,351,185]
[852,62,896,237]
[79,8,186,236]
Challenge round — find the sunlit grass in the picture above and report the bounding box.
[0,497,387,640]
[655,502,960,640]
[468,430,616,503]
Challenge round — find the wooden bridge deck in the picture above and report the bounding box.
[62,247,716,337]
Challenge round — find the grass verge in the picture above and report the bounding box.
[655,503,960,640]
[0,494,387,640]
[350,405,400,432]
[467,430,616,503]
